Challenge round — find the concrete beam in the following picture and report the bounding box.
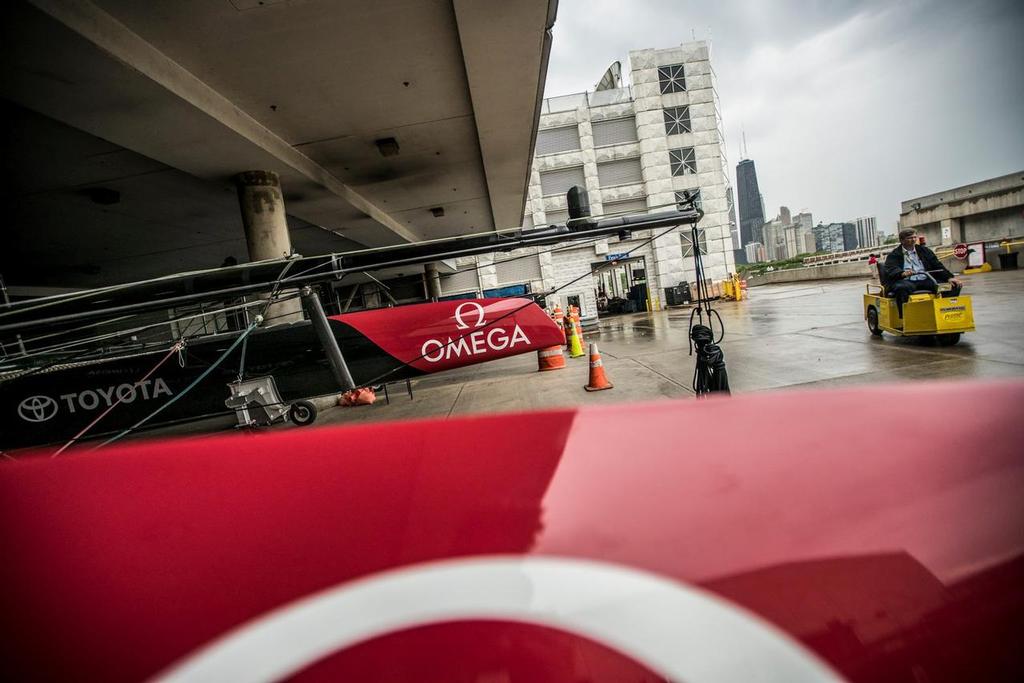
[21,0,419,244]
[453,0,556,231]
[900,187,1024,229]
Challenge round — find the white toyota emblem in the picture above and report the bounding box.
[17,395,59,423]
[453,302,487,330]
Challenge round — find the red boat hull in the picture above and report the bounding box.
[1,380,1022,681]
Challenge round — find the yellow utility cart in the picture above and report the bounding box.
[864,266,974,346]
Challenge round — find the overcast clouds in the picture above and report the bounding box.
[544,0,1024,233]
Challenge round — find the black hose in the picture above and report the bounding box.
[690,324,730,395]
[682,191,730,397]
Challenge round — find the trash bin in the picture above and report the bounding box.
[998,252,1019,270]
[664,285,689,306]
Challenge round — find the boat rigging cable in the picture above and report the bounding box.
[93,317,262,450]
[50,340,185,457]
[355,218,690,391]
[5,195,716,450]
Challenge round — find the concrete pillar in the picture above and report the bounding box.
[234,170,303,324]
[939,218,956,246]
[477,255,498,293]
[424,263,442,301]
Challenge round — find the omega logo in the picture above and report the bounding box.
[453,302,487,330]
[421,303,531,364]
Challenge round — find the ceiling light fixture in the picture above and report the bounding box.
[375,137,400,157]
[83,187,121,205]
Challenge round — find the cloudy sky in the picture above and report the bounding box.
[544,0,1024,234]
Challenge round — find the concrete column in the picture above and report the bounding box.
[234,170,303,324]
[939,218,956,246]
[477,255,498,292]
[424,263,442,301]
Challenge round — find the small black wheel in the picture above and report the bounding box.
[289,400,317,426]
[935,333,961,347]
[866,307,883,336]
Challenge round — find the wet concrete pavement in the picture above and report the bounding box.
[313,269,1024,429]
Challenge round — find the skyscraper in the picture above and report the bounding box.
[736,159,765,247]
[851,216,878,248]
[814,222,859,253]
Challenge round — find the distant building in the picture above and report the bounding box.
[803,231,817,254]
[778,206,792,226]
[744,241,765,263]
[726,186,740,249]
[793,211,813,233]
[842,223,858,250]
[814,222,858,253]
[784,225,800,259]
[851,216,878,248]
[736,159,765,247]
[791,210,816,255]
[764,205,815,260]
[762,220,785,261]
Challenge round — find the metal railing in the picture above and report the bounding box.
[541,87,634,114]
[802,245,882,266]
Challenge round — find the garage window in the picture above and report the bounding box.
[440,267,480,295]
[536,125,581,155]
[592,117,638,147]
[540,166,586,196]
[495,252,542,284]
[597,157,643,188]
[602,197,649,217]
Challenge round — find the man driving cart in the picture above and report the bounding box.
[885,228,963,318]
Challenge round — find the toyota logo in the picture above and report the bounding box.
[17,395,59,423]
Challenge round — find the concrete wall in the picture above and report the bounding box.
[746,261,872,287]
[962,206,1023,243]
[901,171,1023,215]
[900,172,1023,249]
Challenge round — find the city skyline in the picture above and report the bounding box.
[543,0,1024,233]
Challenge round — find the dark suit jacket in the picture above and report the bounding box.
[884,245,952,285]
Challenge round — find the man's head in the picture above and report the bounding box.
[899,228,917,250]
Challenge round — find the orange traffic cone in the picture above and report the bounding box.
[537,345,566,372]
[552,305,566,344]
[584,343,613,391]
[570,306,585,345]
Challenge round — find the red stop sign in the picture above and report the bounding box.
[953,243,969,260]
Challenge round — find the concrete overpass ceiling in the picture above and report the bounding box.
[1,103,362,287]
[1,0,554,286]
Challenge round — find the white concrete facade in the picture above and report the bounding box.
[524,41,736,317]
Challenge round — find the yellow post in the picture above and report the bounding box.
[732,273,743,301]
